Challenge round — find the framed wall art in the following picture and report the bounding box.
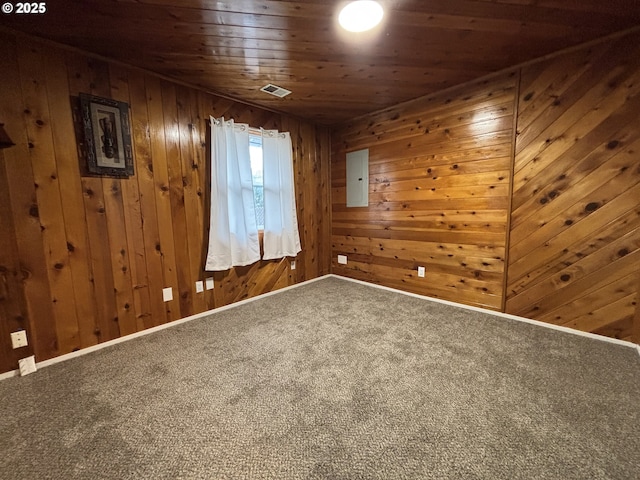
[79,93,134,177]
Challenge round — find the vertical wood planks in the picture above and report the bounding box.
[96,63,137,337]
[0,33,331,373]
[290,116,307,282]
[0,150,34,372]
[145,75,181,322]
[65,53,120,344]
[195,91,216,311]
[633,274,640,344]
[176,86,207,315]
[109,64,153,333]
[17,40,81,354]
[320,126,333,277]
[44,46,99,349]
[0,32,58,361]
[127,69,167,329]
[161,81,193,319]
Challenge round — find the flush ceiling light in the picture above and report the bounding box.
[339,1,384,32]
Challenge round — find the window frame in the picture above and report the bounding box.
[248,131,264,232]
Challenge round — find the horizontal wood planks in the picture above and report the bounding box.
[332,29,640,342]
[332,73,518,310]
[506,31,640,341]
[0,32,331,373]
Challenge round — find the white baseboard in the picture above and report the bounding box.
[2,272,637,382]
[329,274,639,351]
[0,274,330,382]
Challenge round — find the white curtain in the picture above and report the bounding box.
[205,117,260,271]
[261,129,302,260]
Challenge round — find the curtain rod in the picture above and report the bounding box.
[211,117,286,137]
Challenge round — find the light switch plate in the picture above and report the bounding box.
[18,355,37,376]
[338,255,348,265]
[205,278,214,290]
[162,287,173,302]
[195,281,204,293]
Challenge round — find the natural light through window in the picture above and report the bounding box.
[249,134,264,230]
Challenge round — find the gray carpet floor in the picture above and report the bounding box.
[1,276,639,479]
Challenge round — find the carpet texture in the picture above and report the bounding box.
[1,276,639,479]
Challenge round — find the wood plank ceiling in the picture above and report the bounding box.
[1,0,640,125]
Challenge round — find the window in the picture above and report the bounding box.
[249,133,264,230]
[205,116,301,271]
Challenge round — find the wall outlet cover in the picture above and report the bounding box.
[19,355,37,376]
[10,330,28,349]
[195,281,204,293]
[162,287,173,302]
[338,255,348,265]
[291,260,296,270]
[205,278,214,290]
[418,266,426,278]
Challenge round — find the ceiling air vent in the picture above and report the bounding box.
[260,83,292,98]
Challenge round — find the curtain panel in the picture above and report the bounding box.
[205,117,301,271]
[205,117,260,271]
[261,129,302,260]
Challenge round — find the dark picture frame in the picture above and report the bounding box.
[79,93,134,177]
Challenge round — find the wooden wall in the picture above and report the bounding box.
[0,31,331,374]
[1,30,638,375]
[332,72,517,310]
[506,32,640,342]
[332,30,640,342]
[0,149,34,370]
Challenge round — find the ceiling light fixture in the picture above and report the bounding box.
[339,1,384,33]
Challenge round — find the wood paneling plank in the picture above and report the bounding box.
[102,177,138,336]
[508,181,640,283]
[127,69,168,328]
[161,80,193,318]
[109,64,154,332]
[561,293,636,335]
[536,273,637,326]
[145,75,181,321]
[332,74,515,310]
[511,100,640,216]
[66,53,120,344]
[516,39,628,149]
[177,85,207,314]
[45,47,100,349]
[18,40,81,355]
[507,204,640,299]
[514,57,640,179]
[507,33,640,338]
[0,32,58,361]
[0,152,33,372]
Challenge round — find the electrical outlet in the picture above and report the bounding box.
[10,330,28,349]
[18,355,37,376]
[195,281,204,293]
[290,260,296,270]
[162,287,173,302]
[205,277,214,290]
[338,255,348,265]
[418,266,426,278]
